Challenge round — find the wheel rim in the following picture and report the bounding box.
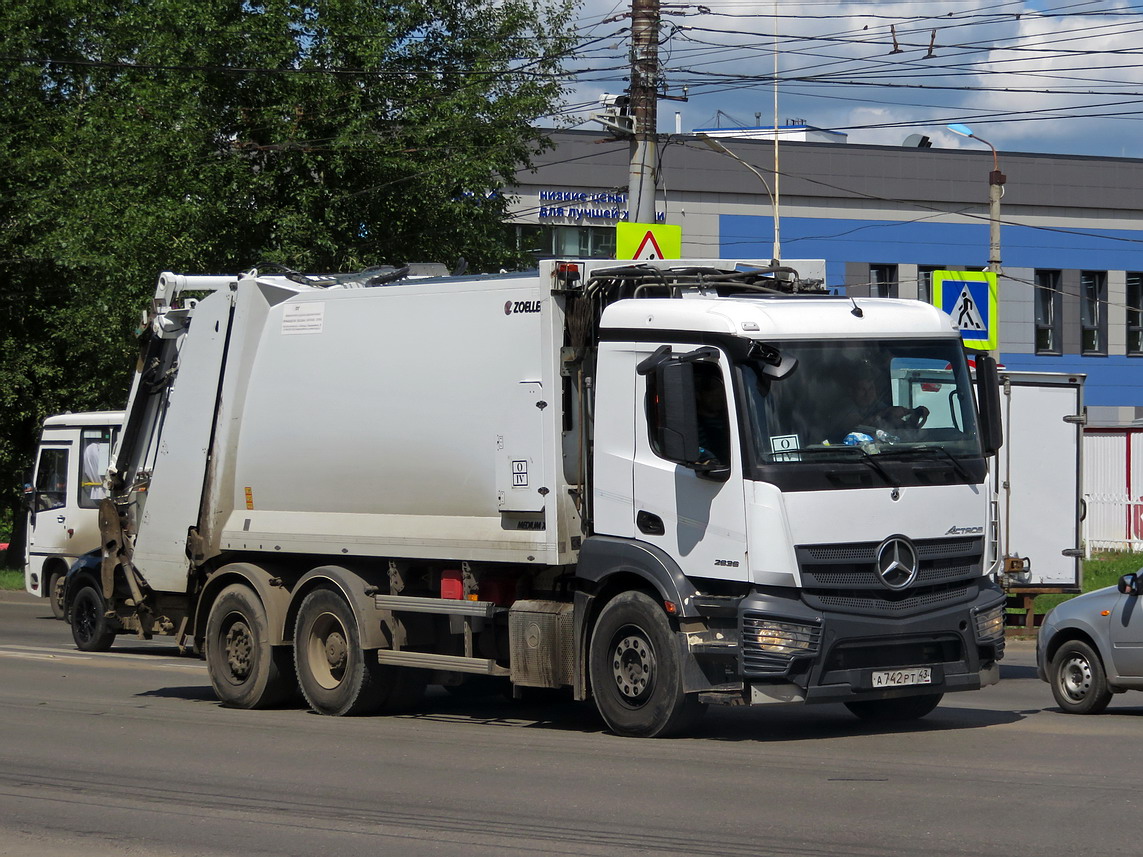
[610,627,655,705]
[1060,653,1093,701]
[75,594,97,642]
[306,611,349,690]
[221,614,255,682]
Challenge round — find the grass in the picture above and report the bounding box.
[0,569,25,591]
[1033,551,1143,613]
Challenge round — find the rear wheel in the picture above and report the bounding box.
[70,584,115,652]
[1051,640,1112,715]
[588,591,705,738]
[49,571,66,620]
[205,584,296,709]
[845,693,943,721]
[295,587,418,716]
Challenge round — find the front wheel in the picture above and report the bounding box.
[205,584,296,709]
[1051,640,1113,714]
[70,584,115,652]
[49,571,66,620]
[588,591,705,738]
[845,693,943,721]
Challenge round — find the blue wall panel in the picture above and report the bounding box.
[999,354,1143,408]
[720,214,1143,271]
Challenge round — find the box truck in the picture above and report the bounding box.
[67,260,1007,736]
[24,412,122,617]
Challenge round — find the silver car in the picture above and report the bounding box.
[1038,571,1143,713]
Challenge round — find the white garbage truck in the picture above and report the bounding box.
[69,259,1007,737]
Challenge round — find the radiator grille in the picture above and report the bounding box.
[797,537,982,618]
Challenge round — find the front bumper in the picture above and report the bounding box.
[716,579,1006,705]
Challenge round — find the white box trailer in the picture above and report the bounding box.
[995,371,1085,589]
[68,260,1009,737]
[24,412,123,616]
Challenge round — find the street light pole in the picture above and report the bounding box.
[948,123,1006,275]
[698,134,781,263]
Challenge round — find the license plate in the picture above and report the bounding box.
[871,668,932,688]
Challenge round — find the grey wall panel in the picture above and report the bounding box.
[845,262,870,296]
[1061,270,1082,355]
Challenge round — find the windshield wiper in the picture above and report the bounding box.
[876,445,975,482]
[784,445,898,486]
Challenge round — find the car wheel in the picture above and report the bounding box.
[1051,640,1113,715]
[69,584,115,652]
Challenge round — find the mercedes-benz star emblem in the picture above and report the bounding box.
[875,536,919,590]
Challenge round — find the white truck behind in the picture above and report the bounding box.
[70,260,1007,737]
[24,412,122,617]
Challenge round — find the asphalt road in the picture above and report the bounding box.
[1,589,1140,857]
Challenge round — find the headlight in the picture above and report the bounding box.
[974,605,1005,641]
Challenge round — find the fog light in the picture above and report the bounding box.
[743,618,821,656]
[974,605,1005,641]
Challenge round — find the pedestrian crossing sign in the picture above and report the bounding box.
[931,270,998,351]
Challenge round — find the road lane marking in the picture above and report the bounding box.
[0,645,206,671]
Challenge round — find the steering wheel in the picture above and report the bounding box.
[900,406,929,429]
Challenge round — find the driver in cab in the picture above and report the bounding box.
[842,365,928,435]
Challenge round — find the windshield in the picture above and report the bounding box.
[739,338,984,487]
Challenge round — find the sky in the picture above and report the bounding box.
[552,0,1143,158]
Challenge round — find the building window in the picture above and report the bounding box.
[1128,273,1143,356]
[918,266,942,305]
[1034,269,1062,355]
[515,224,616,261]
[870,264,898,298]
[1081,270,1107,355]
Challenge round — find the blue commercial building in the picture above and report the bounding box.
[512,129,1143,425]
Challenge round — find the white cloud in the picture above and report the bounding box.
[558,0,1143,156]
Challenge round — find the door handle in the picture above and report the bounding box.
[637,511,665,536]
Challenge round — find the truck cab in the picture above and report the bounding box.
[24,412,123,616]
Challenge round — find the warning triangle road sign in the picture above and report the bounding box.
[616,222,682,260]
[952,285,986,331]
[632,230,665,260]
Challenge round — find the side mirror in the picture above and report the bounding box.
[1118,572,1141,596]
[974,353,1003,456]
[655,360,701,464]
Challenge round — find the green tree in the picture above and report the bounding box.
[0,0,575,559]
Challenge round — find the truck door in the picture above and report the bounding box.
[27,444,73,569]
[631,347,749,581]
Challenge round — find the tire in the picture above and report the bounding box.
[205,584,296,709]
[588,591,705,738]
[294,587,411,716]
[69,584,115,652]
[845,693,943,721]
[49,571,66,620]
[1051,640,1113,715]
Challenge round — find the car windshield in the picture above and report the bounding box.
[739,338,982,468]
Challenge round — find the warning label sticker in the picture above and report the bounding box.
[282,302,325,335]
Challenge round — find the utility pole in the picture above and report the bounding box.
[627,0,659,224]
